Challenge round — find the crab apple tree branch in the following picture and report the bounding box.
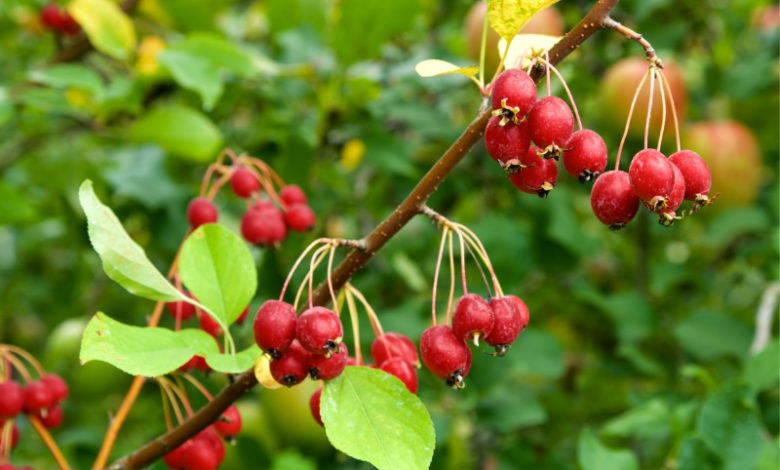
[106,1,620,468]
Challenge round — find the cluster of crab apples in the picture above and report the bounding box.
[162,406,241,470]
[484,67,714,229]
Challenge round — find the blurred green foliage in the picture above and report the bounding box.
[0,0,777,469]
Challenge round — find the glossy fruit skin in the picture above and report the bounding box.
[420,325,471,388]
[528,96,574,149]
[309,388,324,427]
[253,300,297,359]
[40,374,68,402]
[178,354,209,372]
[628,149,674,207]
[371,332,419,367]
[40,404,63,428]
[187,198,218,229]
[229,167,259,198]
[590,170,640,230]
[241,206,287,245]
[270,340,311,387]
[214,405,242,438]
[508,146,558,196]
[308,343,348,380]
[166,295,196,321]
[563,129,608,182]
[163,439,194,469]
[507,295,530,331]
[284,204,316,232]
[182,439,219,470]
[484,116,531,167]
[379,357,418,393]
[196,427,225,464]
[664,162,686,212]
[491,69,537,117]
[199,312,223,337]
[451,293,494,344]
[668,150,712,200]
[280,185,307,205]
[23,381,53,414]
[484,296,523,355]
[0,381,24,418]
[296,307,343,355]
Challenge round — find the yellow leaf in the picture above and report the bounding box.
[136,35,166,75]
[415,59,479,78]
[67,0,136,60]
[499,33,562,69]
[488,0,561,41]
[341,138,366,171]
[254,355,282,389]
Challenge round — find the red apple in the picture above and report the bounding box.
[601,57,687,140]
[683,120,762,208]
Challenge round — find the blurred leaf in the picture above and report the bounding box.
[506,329,565,380]
[677,435,720,470]
[576,289,654,344]
[415,59,479,79]
[205,344,262,374]
[78,180,185,302]
[478,387,547,431]
[0,183,36,224]
[28,64,105,97]
[270,451,317,470]
[171,33,258,78]
[674,310,752,362]
[362,127,416,177]
[601,398,671,439]
[80,312,219,376]
[0,88,11,126]
[103,145,183,209]
[266,0,327,34]
[616,344,665,376]
[547,188,599,257]
[742,340,780,393]
[488,1,560,40]
[158,50,223,110]
[696,385,763,470]
[391,252,427,293]
[127,105,223,162]
[322,366,434,470]
[577,428,638,470]
[179,224,256,331]
[703,207,769,248]
[68,0,136,60]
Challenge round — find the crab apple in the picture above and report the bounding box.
[214,405,242,438]
[163,438,194,469]
[284,204,316,232]
[420,325,471,388]
[371,332,419,368]
[601,58,687,138]
[309,387,324,427]
[590,170,640,230]
[563,129,608,182]
[187,197,218,229]
[629,149,675,209]
[484,116,531,168]
[39,404,64,428]
[40,374,68,402]
[253,300,297,359]
[452,293,494,345]
[235,306,249,324]
[508,146,558,197]
[230,166,260,198]
[484,296,523,355]
[507,295,530,331]
[179,354,209,372]
[0,420,19,453]
[199,311,223,337]
[296,306,343,355]
[40,3,64,29]
[59,12,80,35]
[684,120,760,208]
[241,206,287,245]
[23,380,54,414]
[196,426,225,464]
[166,293,196,321]
[648,161,686,226]
[308,343,348,380]
[0,381,24,418]
[668,150,711,202]
[280,184,307,205]
[528,96,574,154]
[182,439,220,470]
[270,340,312,387]
[491,68,537,118]
[380,357,418,393]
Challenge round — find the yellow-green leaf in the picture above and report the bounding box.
[68,0,136,60]
[499,33,562,69]
[488,0,561,41]
[415,59,479,78]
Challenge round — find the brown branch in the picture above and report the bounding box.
[602,16,662,66]
[106,1,620,468]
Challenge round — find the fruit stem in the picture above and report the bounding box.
[27,413,71,470]
[643,66,656,150]
[344,286,363,365]
[279,238,328,302]
[327,242,339,316]
[179,373,213,400]
[457,229,468,296]
[0,350,32,383]
[461,234,494,299]
[159,383,173,431]
[658,69,682,152]
[654,67,667,151]
[545,53,551,97]
[538,57,583,131]
[348,284,386,340]
[615,68,650,171]
[446,230,456,323]
[431,226,449,326]
[602,17,662,66]
[1,344,46,378]
[295,244,331,311]
[157,378,184,424]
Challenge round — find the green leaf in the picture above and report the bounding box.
[127,105,223,162]
[171,33,258,78]
[505,329,565,380]
[674,309,752,362]
[103,146,185,209]
[742,340,780,392]
[80,312,219,376]
[205,344,262,374]
[78,180,184,302]
[179,224,256,328]
[577,428,639,470]
[488,0,561,41]
[601,398,671,439]
[322,366,435,470]
[67,0,136,60]
[27,64,105,98]
[157,50,223,111]
[477,387,547,431]
[576,289,654,344]
[696,385,763,470]
[703,207,770,248]
[0,182,36,224]
[677,436,720,470]
[391,252,427,293]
